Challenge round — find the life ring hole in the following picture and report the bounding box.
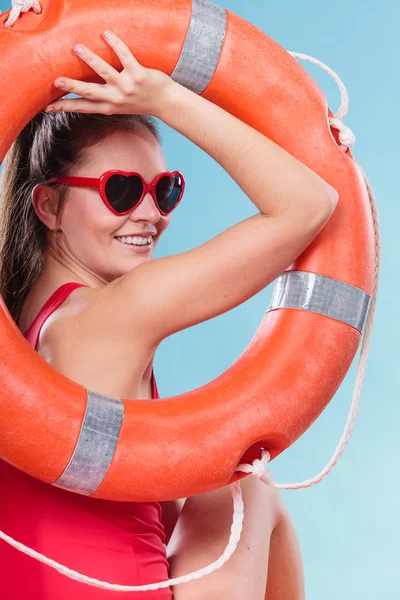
[229,435,288,484]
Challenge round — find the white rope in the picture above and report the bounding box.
[235,53,380,491]
[0,482,245,592]
[287,51,356,151]
[0,0,380,592]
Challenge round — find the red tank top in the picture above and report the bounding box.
[0,283,171,599]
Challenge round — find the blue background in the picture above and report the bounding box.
[0,0,397,598]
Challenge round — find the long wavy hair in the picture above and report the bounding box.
[0,110,161,323]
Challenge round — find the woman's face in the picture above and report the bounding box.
[44,128,172,283]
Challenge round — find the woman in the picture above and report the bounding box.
[0,30,338,599]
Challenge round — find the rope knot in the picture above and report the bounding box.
[249,448,272,481]
[3,0,42,28]
[329,117,356,148]
[251,457,267,479]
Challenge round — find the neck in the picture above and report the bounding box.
[41,245,108,290]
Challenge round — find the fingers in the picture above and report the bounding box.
[51,76,110,104]
[71,41,120,84]
[45,99,111,115]
[102,30,142,72]
[46,31,141,112]
[70,31,140,83]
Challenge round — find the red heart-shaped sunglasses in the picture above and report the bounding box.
[47,170,185,216]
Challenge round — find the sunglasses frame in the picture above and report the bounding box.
[48,169,185,216]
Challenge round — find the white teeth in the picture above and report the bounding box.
[116,236,152,246]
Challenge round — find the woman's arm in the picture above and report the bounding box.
[97,81,337,344]
[157,81,337,220]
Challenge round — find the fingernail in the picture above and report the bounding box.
[46,107,55,112]
[74,44,84,55]
[103,30,112,39]
[55,80,65,88]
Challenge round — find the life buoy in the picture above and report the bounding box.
[0,0,375,506]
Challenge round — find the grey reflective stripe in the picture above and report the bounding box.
[53,391,124,495]
[171,0,227,94]
[267,271,370,333]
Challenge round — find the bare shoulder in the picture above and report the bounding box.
[41,279,156,348]
[36,282,158,398]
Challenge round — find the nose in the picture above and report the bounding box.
[128,191,161,224]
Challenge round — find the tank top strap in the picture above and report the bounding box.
[151,370,159,399]
[23,282,88,351]
[23,281,160,399]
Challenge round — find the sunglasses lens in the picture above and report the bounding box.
[105,174,143,214]
[156,174,183,213]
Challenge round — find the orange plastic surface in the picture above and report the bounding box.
[0,0,374,501]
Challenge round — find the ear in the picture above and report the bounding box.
[31,184,60,230]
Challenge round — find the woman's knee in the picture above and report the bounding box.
[265,506,306,600]
[167,473,290,600]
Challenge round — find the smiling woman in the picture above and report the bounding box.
[0,0,376,598]
[0,33,316,600]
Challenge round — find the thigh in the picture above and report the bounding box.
[166,471,282,600]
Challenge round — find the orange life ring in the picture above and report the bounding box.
[0,0,374,503]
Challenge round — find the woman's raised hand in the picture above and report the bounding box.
[44,30,175,117]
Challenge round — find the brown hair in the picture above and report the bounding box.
[0,110,161,322]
